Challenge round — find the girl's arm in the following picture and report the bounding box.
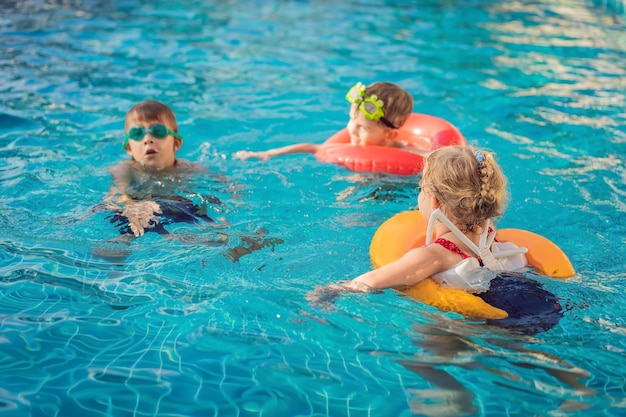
[233,143,321,161]
[307,245,452,304]
[349,245,446,290]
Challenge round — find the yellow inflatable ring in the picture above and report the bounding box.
[369,210,575,319]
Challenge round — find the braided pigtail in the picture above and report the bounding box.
[476,150,502,207]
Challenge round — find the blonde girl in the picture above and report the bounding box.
[310,145,528,298]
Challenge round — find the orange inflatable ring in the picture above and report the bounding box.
[369,210,575,319]
[314,113,466,176]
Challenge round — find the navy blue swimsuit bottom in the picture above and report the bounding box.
[477,271,563,335]
[109,196,214,235]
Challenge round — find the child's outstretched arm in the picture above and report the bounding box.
[308,245,447,304]
[233,143,321,161]
[351,245,444,289]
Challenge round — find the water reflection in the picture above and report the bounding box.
[397,319,596,416]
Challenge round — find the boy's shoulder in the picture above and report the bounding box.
[107,159,135,175]
[108,159,209,177]
[175,158,208,174]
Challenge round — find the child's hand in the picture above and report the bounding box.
[121,201,162,237]
[306,281,382,306]
[306,283,345,306]
[233,150,271,161]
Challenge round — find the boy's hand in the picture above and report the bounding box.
[122,201,162,237]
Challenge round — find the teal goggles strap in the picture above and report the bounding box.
[122,124,182,149]
[345,82,397,129]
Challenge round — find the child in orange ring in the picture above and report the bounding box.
[233,81,414,161]
[106,100,216,238]
[309,145,563,333]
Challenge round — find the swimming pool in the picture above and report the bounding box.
[1,0,625,416]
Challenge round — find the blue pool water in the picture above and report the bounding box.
[1,0,625,416]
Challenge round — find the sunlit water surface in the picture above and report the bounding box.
[1,0,625,416]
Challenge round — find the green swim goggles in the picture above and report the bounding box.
[122,124,183,149]
[345,82,397,129]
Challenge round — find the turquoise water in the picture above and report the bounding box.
[1,0,625,416]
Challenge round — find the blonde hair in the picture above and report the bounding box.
[419,145,508,232]
[365,82,413,128]
[124,100,179,133]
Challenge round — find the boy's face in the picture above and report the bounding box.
[347,105,396,146]
[124,116,181,170]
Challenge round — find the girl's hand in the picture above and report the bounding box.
[306,281,382,306]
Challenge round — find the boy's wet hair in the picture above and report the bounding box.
[124,100,179,133]
[365,82,413,128]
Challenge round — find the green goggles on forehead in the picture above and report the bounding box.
[345,82,397,129]
[122,124,182,149]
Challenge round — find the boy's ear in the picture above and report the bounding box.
[174,138,182,151]
[386,129,399,140]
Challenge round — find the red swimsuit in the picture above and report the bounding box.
[434,238,484,265]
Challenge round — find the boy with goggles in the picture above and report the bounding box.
[106,100,208,237]
[101,100,283,260]
[234,81,414,161]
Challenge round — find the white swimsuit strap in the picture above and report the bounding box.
[425,209,526,269]
[426,209,482,252]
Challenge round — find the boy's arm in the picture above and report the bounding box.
[233,143,321,161]
[105,161,133,206]
[105,162,161,237]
